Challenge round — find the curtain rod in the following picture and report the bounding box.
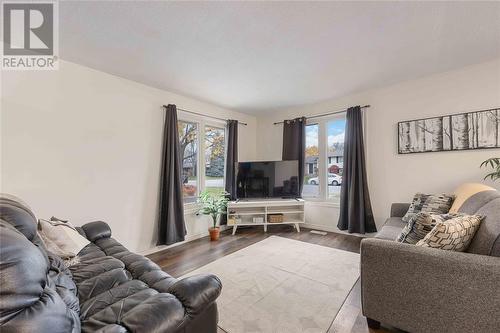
[273,104,371,125]
[163,105,248,126]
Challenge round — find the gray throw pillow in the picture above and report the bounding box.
[396,212,461,244]
[402,193,455,222]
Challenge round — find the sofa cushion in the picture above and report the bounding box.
[449,183,496,213]
[402,193,455,222]
[416,214,483,252]
[79,279,150,319]
[46,253,80,313]
[375,217,406,240]
[396,212,460,244]
[459,190,500,256]
[491,235,500,257]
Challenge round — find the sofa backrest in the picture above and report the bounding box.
[0,194,38,241]
[458,190,500,257]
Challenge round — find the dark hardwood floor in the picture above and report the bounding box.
[148,225,402,333]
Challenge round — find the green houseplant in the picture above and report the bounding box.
[480,157,500,181]
[198,190,229,241]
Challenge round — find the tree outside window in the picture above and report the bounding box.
[303,124,319,198]
[178,120,226,204]
[178,121,198,203]
[205,126,225,195]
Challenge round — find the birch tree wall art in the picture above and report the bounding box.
[398,108,500,154]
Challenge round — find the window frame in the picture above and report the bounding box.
[178,112,226,207]
[304,113,346,206]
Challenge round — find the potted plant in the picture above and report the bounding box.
[199,190,229,241]
[480,157,500,181]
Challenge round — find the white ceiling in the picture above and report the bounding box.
[60,1,500,114]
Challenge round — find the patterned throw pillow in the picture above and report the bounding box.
[416,214,483,252]
[396,212,461,244]
[402,193,455,222]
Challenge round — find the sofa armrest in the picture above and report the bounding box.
[360,238,500,332]
[81,221,111,242]
[390,203,410,217]
[168,274,222,317]
[120,293,185,332]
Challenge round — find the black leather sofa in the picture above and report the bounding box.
[0,195,222,333]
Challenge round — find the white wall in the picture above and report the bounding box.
[1,60,257,252]
[2,58,499,249]
[256,59,500,232]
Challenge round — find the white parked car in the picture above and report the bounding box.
[308,173,342,186]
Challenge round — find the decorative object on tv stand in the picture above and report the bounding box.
[398,107,500,154]
[198,190,229,241]
[252,216,264,223]
[480,157,500,181]
[268,213,284,223]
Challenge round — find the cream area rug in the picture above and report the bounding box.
[181,236,360,333]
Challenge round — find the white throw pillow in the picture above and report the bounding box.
[38,219,90,258]
[415,214,483,252]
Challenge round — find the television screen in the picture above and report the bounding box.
[236,160,300,199]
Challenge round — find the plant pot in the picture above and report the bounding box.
[209,227,220,241]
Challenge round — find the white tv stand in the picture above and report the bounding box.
[227,199,305,235]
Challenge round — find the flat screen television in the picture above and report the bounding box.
[236,160,300,199]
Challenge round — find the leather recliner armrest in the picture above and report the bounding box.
[81,221,112,242]
[168,274,222,316]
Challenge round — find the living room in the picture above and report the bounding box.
[1,1,499,333]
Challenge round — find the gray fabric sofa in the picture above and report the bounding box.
[360,190,500,333]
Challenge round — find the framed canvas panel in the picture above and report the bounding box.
[398,108,500,154]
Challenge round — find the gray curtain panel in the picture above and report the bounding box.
[157,104,186,245]
[337,106,377,233]
[225,120,238,200]
[282,117,306,193]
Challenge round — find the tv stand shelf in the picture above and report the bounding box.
[227,199,305,235]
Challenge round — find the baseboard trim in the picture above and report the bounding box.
[140,225,230,256]
[141,223,375,255]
